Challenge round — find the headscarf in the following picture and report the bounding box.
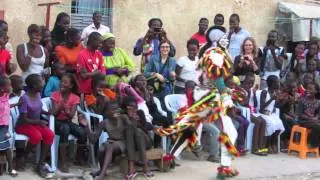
[208,29,226,48]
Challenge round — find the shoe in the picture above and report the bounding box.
[192,145,202,158]
[143,171,155,178]
[217,166,239,179]
[123,172,137,180]
[207,155,220,163]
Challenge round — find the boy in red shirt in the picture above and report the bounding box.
[77,32,106,94]
[191,18,209,47]
[0,30,16,76]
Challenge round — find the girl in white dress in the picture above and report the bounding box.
[258,75,285,153]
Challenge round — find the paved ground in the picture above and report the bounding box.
[2,152,320,180]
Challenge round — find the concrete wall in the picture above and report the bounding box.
[113,0,305,72]
[0,0,71,73]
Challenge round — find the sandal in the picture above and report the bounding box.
[253,150,267,156]
[8,169,18,177]
[123,172,137,180]
[260,148,269,153]
[143,171,155,178]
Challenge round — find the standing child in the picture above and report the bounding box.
[9,75,24,98]
[0,30,16,76]
[278,80,298,151]
[15,74,54,178]
[43,62,65,97]
[0,75,18,177]
[297,83,320,148]
[77,32,106,94]
[8,75,25,171]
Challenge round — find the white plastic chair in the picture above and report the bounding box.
[83,103,107,148]
[164,94,187,115]
[42,97,103,169]
[253,90,283,153]
[153,96,167,117]
[8,97,57,172]
[237,105,255,152]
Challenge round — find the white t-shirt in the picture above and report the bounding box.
[81,23,110,45]
[176,56,200,88]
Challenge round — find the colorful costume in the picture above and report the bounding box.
[155,28,245,178]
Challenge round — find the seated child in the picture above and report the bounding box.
[43,62,65,97]
[16,74,54,178]
[0,75,17,177]
[297,83,320,148]
[85,73,116,115]
[9,75,24,98]
[226,76,249,155]
[86,101,130,180]
[241,72,267,156]
[116,81,153,123]
[258,75,285,154]
[121,96,154,179]
[51,73,87,172]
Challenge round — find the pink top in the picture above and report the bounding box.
[0,93,10,126]
[51,91,80,121]
[76,49,106,94]
[117,82,144,104]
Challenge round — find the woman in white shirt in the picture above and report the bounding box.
[175,39,200,94]
[16,24,49,87]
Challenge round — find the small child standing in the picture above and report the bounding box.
[0,30,16,76]
[0,75,18,177]
[43,62,65,97]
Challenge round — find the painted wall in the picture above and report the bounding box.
[112,0,305,72]
[1,0,306,74]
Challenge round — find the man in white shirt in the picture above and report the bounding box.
[227,14,251,62]
[81,11,110,46]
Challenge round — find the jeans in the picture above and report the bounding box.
[202,123,220,157]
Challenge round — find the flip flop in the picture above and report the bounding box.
[143,171,155,178]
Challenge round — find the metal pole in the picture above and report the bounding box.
[38,2,60,29]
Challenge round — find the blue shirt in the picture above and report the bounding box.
[43,76,60,97]
[228,28,251,61]
[144,55,176,96]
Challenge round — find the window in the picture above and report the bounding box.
[71,0,112,31]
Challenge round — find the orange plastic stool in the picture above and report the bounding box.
[288,125,319,158]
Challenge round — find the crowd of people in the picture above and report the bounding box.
[0,10,320,180]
